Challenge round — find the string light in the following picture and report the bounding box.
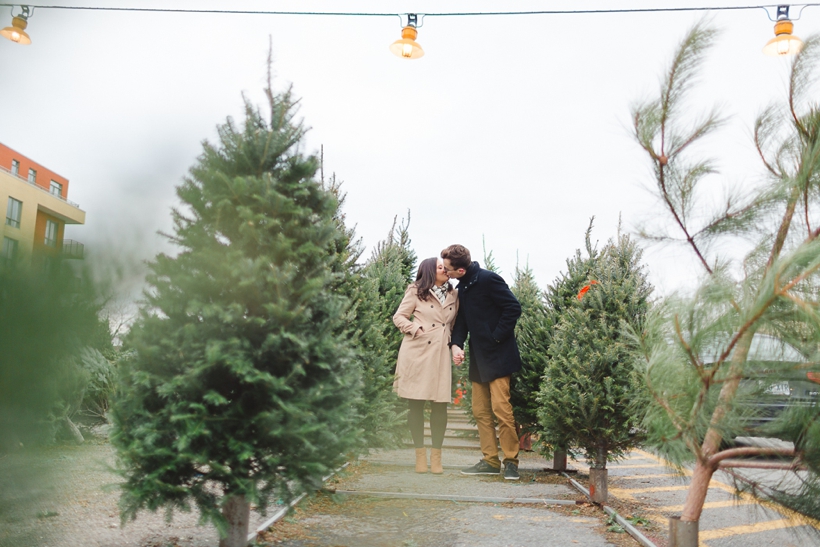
[1,3,818,17]
[763,5,803,55]
[0,5,32,44]
[389,13,424,59]
[0,3,816,58]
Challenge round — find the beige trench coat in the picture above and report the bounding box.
[392,284,459,403]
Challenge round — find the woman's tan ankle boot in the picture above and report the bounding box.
[430,448,443,474]
[415,448,428,473]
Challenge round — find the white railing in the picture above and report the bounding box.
[0,165,81,208]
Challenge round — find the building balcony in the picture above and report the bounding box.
[0,164,80,208]
[61,239,84,260]
[0,167,85,226]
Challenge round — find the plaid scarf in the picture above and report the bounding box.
[431,283,449,305]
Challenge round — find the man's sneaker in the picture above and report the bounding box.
[503,462,520,481]
[460,460,501,476]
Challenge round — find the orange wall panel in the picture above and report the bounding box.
[33,210,63,255]
[0,142,70,199]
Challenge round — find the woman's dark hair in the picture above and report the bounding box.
[414,257,451,301]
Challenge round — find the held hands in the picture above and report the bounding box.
[451,346,465,366]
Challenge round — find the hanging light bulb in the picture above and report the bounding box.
[390,13,424,59]
[763,5,803,56]
[0,6,32,45]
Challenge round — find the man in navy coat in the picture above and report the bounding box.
[442,244,523,480]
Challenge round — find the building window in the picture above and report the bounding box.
[2,236,18,261]
[45,219,58,247]
[5,197,22,228]
[28,168,36,183]
[50,180,63,197]
[11,159,19,175]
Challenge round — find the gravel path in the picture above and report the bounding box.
[0,415,643,547]
[254,449,628,547]
[258,494,617,547]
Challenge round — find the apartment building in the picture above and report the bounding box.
[0,143,85,266]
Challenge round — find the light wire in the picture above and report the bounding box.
[0,3,819,20]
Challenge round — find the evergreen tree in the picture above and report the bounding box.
[0,262,102,449]
[322,171,364,297]
[537,230,652,488]
[110,81,361,547]
[630,24,820,534]
[319,164,409,447]
[482,236,499,274]
[545,220,600,319]
[509,264,550,437]
[524,220,600,457]
[348,216,416,447]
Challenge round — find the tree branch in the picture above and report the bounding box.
[658,166,714,274]
[754,118,781,178]
[779,261,820,293]
[707,446,794,468]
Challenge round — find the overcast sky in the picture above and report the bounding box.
[0,0,812,297]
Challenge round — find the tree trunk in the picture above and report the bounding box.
[552,450,567,471]
[61,416,84,444]
[680,459,713,522]
[219,494,251,547]
[676,179,798,528]
[679,329,755,529]
[589,446,607,503]
[588,468,608,503]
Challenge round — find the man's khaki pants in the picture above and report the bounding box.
[471,375,519,468]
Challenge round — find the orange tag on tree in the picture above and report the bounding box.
[577,280,598,300]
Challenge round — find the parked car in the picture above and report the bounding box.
[738,334,819,428]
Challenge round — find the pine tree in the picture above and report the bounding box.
[509,264,550,438]
[482,236,499,274]
[545,220,600,319]
[318,161,412,446]
[513,220,601,440]
[524,220,599,459]
[110,80,361,547]
[630,23,820,537]
[537,230,652,500]
[322,171,363,297]
[0,262,102,449]
[348,216,416,447]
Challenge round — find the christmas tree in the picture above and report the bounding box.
[0,262,102,449]
[111,78,361,547]
[349,215,416,447]
[537,229,652,501]
[509,263,550,440]
[522,220,600,460]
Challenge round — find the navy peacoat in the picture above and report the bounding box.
[450,262,523,383]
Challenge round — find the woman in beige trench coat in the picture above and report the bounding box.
[393,257,459,474]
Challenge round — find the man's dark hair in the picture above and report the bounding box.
[441,244,471,270]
